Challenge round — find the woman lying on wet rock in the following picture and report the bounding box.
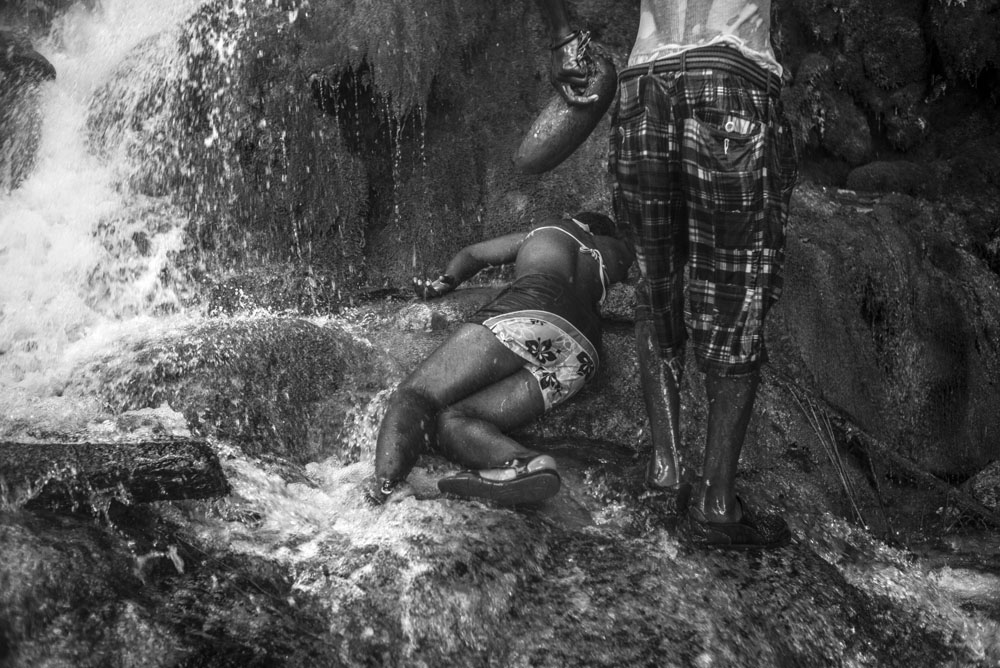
[366,212,634,507]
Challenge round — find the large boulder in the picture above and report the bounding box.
[928,0,1000,83]
[845,160,938,197]
[0,438,228,511]
[65,316,401,464]
[860,14,927,91]
[769,184,1000,476]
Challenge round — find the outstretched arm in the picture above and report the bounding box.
[536,0,598,106]
[413,232,527,299]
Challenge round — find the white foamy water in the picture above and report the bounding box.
[0,0,210,391]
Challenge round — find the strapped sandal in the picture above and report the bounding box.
[681,497,791,550]
[437,455,561,506]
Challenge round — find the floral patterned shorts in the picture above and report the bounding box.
[482,309,599,411]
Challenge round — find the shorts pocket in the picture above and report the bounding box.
[683,109,765,214]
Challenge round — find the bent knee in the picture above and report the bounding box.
[391,383,439,413]
[437,404,472,433]
[436,404,491,444]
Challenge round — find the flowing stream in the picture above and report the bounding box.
[0,0,203,394]
[1,2,999,666]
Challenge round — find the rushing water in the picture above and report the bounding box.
[2,2,1000,666]
[0,0,207,396]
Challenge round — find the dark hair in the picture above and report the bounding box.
[570,211,621,239]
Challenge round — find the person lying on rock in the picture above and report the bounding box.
[367,212,634,507]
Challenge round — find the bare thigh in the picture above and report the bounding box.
[443,367,546,431]
[400,322,530,407]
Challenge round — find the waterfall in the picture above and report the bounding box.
[0,0,216,391]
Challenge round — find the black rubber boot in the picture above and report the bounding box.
[636,319,684,489]
[683,371,789,549]
[700,370,759,507]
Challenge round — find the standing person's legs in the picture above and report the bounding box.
[612,68,689,493]
[371,323,531,501]
[637,308,684,489]
[676,64,796,548]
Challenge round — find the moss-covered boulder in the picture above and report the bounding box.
[928,0,1000,84]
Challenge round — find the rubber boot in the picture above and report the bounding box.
[696,371,759,521]
[636,319,683,489]
[683,370,791,548]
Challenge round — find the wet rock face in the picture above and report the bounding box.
[815,85,874,166]
[778,0,997,196]
[0,29,55,81]
[65,317,402,465]
[1,439,229,512]
[0,28,55,192]
[5,0,998,280]
[1,435,994,668]
[967,460,1000,510]
[771,186,1000,476]
[860,15,927,91]
[929,0,1000,83]
[0,507,347,668]
[1,0,95,30]
[845,160,937,197]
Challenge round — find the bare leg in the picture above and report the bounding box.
[436,368,558,504]
[373,324,529,492]
[436,368,546,469]
[636,318,684,488]
[692,370,759,522]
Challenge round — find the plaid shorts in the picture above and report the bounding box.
[610,53,798,376]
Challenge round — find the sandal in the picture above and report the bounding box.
[681,497,791,550]
[437,455,561,506]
